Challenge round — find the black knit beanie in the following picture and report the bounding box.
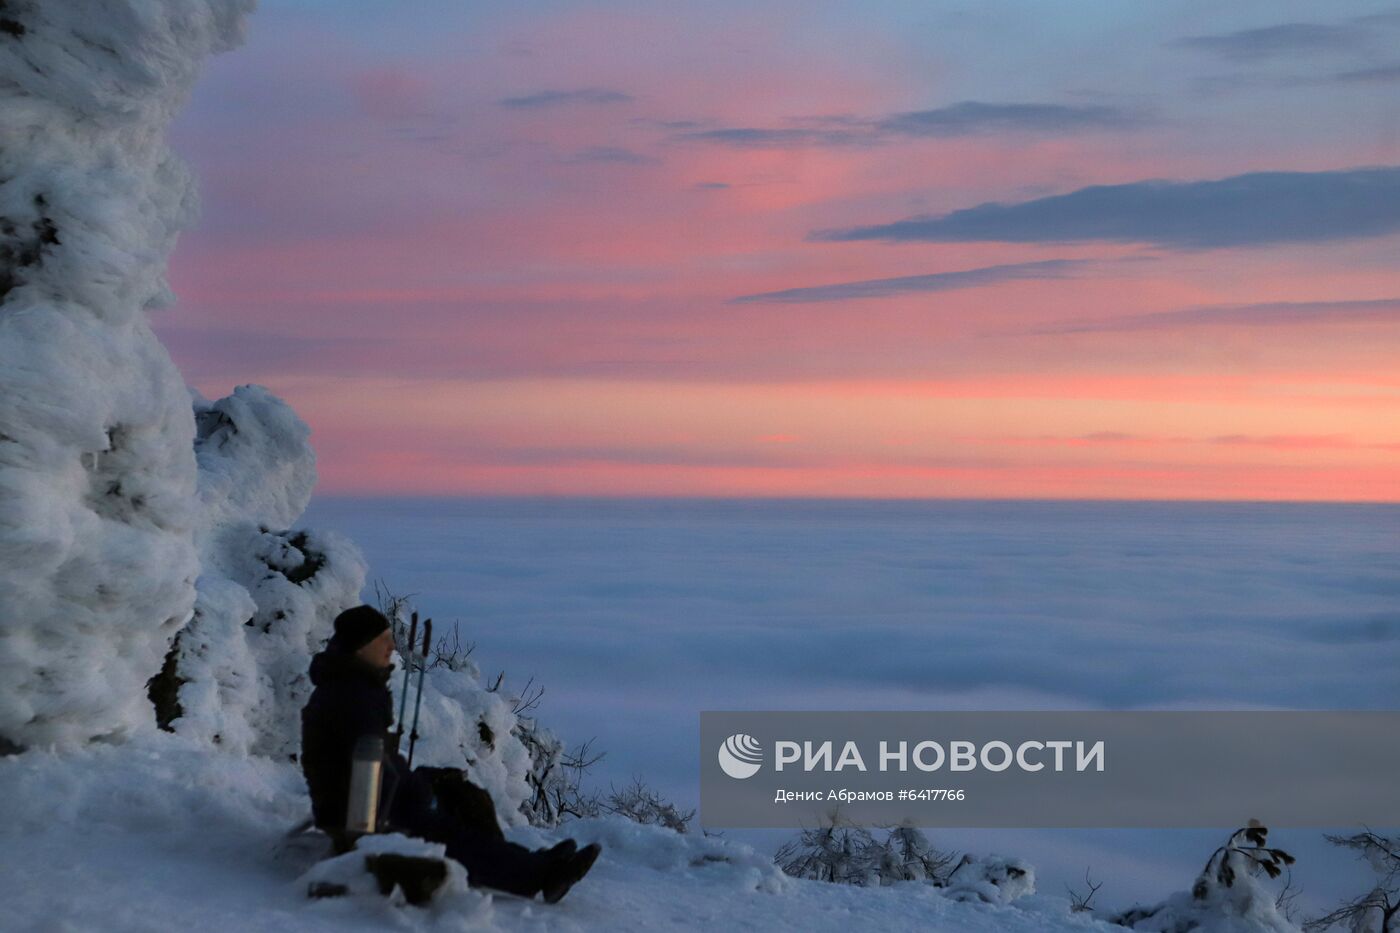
[328,605,390,653]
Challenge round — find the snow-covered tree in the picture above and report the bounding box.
[942,852,1036,905]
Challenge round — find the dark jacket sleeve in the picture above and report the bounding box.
[301,678,396,830]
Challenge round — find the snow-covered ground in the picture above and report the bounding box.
[1,733,1128,933]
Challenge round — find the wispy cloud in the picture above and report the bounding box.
[1174,12,1400,89]
[1332,62,1400,82]
[813,167,1400,249]
[1020,298,1400,335]
[630,117,706,130]
[675,125,873,148]
[498,88,633,109]
[1209,433,1362,449]
[731,259,1085,304]
[968,431,1399,451]
[450,444,792,469]
[674,101,1143,149]
[1171,23,1364,59]
[566,145,657,165]
[964,431,1164,446]
[877,101,1143,136]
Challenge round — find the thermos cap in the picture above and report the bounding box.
[353,734,384,761]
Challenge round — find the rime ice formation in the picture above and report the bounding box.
[0,0,370,756]
[0,1,553,827]
[161,385,367,758]
[0,0,253,748]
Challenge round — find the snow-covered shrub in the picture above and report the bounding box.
[1111,825,1299,933]
[373,592,581,830]
[600,778,696,834]
[775,814,964,890]
[516,724,615,828]
[0,0,254,749]
[943,853,1036,905]
[879,824,960,884]
[775,815,880,885]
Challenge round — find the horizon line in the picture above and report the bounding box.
[305,492,1400,506]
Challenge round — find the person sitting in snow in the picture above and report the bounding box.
[300,605,601,903]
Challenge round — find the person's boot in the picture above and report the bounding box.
[544,838,577,860]
[541,843,601,904]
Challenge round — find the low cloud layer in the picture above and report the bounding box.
[304,497,1400,797]
[814,166,1400,248]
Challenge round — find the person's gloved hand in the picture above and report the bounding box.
[385,730,402,757]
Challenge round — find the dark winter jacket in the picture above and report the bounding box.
[300,647,429,832]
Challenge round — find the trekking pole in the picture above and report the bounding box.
[406,617,432,769]
[396,612,418,738]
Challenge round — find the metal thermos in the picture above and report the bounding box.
[346,734,384,835]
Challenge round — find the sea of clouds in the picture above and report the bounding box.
[299,496,1400,910]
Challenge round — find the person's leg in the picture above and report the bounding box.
[416,768,506,842]
[438,826,554,898]
[390,780,573,900]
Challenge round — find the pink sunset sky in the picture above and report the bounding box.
[160,0,1400,500]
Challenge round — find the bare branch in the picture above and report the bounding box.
[1067,866,1103,912]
